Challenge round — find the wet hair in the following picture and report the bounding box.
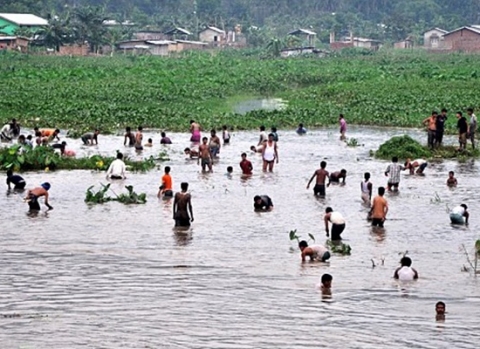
[18,135,25,140]
[432,111,438,116]
[227,166,233,172]
[299,123,304,127]
[26,135,32,140]
[165,166,171,173]
[468,108,474,113]
[400,256,412,267]
[320,161,327,169]
[190,120,195,124]
[340,169,347,175]
[461,204,468,210]
[449,171,455,175]
[339,114,344,118]
[457,111,463,116]
[436,301,445,308]
[268,133,275,138]
[54,128,60,133]
[378,186,385,195]
[138,126,143,131]
[35,131,42,137]
[211,129,216,135]
[181,182,189,191]
[184,147,190,152]
[441,108,447,113]
[364,172,370,180]
[325,207,333,213]
[241,152,247,157]
[254,195,261,201]
[7,169,13,177]
[271,126,277,132]
[94,129,100,133]
[34,127,39,131]
[250,146,256,151]
[126,126,131,132]
[299,240,308,248]
[61,141,67,146]
[161,132,166,137]
[260,125,265,131]
[321,273,333,283]
[222,125,227,130]
[117,152,123,159]
[147,138,152,143]
[392,156,398,163]
[202,137,208,141]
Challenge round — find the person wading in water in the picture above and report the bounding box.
[173,182,194,227]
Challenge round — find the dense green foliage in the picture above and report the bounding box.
[2,51,480,133]
[85,184,147,204]
[0,145,160,171]
[374,135,480,160]
[3,1,479,43]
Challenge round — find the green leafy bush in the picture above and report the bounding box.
[85,184,147,205]
[375,135,431,160]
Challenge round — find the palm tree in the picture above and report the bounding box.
[73,6,109,53]
[266,37,284,57]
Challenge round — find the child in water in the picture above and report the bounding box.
[144,138,153,147]
[318,273,333,296]
[446,171,457,187]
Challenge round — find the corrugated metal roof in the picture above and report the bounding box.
[444,26,480,37]
[288,29,317,36]
[202,26,225,34]
[0,13,48,26]
[175,40,208,45]
[164,27,191,36]
[146,40,177,45]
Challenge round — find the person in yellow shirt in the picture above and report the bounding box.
[158,166,173,198]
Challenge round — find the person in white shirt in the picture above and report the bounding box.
[324,207,346,240]
[450,204,469,225]
[298,240,331,262]
[106,152,126,180]
[467,108,477,149]
[404,158,428,175]
[258,125,268,146]
[0,123,14,141]
[394,256,419,281]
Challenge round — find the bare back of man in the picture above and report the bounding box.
[173,192,193,227]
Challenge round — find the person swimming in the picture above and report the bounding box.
[446,171,457,187]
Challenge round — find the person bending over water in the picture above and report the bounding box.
[324,207,346,240]
[198,137,213,172]
[446,171,457,187]
[254,195,274,211]
[370,187,388,227]
[306,161,329,197]
[158,166,173,198]
[404,158,428,175]
[328,169,347,185]
[299,241,331,262]
[184,147,199,159]
[190,120,201,143]
[173,182,194,227]
[250,145,263,153]
[361,172,373,206]
[394,256,419,281]
[25,182,53,211]
[262,133,279,172]
[6,169,26,190]
[81,129,100,146]
[450,204,469,225]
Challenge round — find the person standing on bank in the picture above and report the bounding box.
[324,207,346,240]
[262,133,279,172]
[173,182,194,227]
[457,112,468,151]
[435,108,448,147]
[339,114,347,140]
[467,108,477,149]
[106,152,126,180]
[423,111,437,149]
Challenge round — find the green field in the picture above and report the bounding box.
[1,50,479,134]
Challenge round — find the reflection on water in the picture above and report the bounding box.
[233,98,287,115]
[1,127,480,348]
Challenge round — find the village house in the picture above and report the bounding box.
[330,32,381,51]
[442,26,480,52]
[288,29,317,47]
[423,28,447,49]
[134,30,165,41]
[0,36,30,52]
[164,27,191,41]
[0,13,48,35]
[199,26,226,44]
[394,36,414,49]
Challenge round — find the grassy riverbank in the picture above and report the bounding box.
[1,50,479,133]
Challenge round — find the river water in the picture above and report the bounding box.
[1,127,479,348]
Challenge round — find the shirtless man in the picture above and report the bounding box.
[173,182,194,227]
[209,130,221,158]
[250,145,263,153]
[299,240,331,262]
[198,137,213,171]
[329,169,347,185]
[370,187,388,227]
[124,126,135,146]
[184,147,199,159]
[404,158,428,175]
[306,161,329,196]
[25,182,53,211]
[134,126,143,151]
[190,120,201,143]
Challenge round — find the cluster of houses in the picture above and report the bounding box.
[3,12,480,56]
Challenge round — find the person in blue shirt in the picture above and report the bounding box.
[296,123,307,135]
[6,169,26,190]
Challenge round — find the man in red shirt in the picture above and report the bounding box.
[239,153,253,175]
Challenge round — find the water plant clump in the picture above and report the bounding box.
[85,184,147,205]
[289,229,315,244]
[326,240,352,255]
[374,135,431,160]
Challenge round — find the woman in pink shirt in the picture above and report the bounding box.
[339,114,347,140]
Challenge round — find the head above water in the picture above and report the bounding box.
[298,123,304,128]
[54,128,60,134]
[400,256,412,267]
[321,273,333,287]
[339,114,344,119]
[164,166,171,174]
[325,207,333,213]
[271,126,277,132]
[441,108,447,113]
[340,169,347,175]
[117,152,123,160]
[161,132,166,137]
[431,111,438,116]
[7,169,13,177]
[147,138,152,143]
[392,156,398,163]
[260,125,265,131]
[41,182,51,191]
[184,147,191,154]
[211,129,216,136]
[320,161,327,169]
[250,146,256,151]
[378,186,385,196]
[137,126,143,131]
[254,195,262,203]
[126,126,131,132]
[298,240,308,250]
[364,172,371,180]
[436,301,446,314]
[449,171,455,176]
[222,125,227,130]
[456,111,463,118]
[461,204,468,210]
[181,182,189,191]
[202,137,208,143]
[268,133,275,140]
[241,152,247,158]
[227,166,233,173]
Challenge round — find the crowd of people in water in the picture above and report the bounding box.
[2,112,474,320]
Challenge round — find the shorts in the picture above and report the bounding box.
[361,192,370,204]
[210,146,220,157]
[320,251,331,262]
[387,182,399,190]
[14,182,26,190]
[459,133,467,144]
[201,158,211,166]
[314,184,326,196]
[223,139,230,144]
[28,195,40,211]
[110,175,123,180]
[418,162,428,171]
[450,213,465,225]
[81,136,89,145]
[371,218,384,227]
[331,223,345,240]
[135,145,143,151]
[163,190,173,197]
[175,218,191,227]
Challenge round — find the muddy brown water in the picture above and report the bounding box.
[1,127,480,348]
